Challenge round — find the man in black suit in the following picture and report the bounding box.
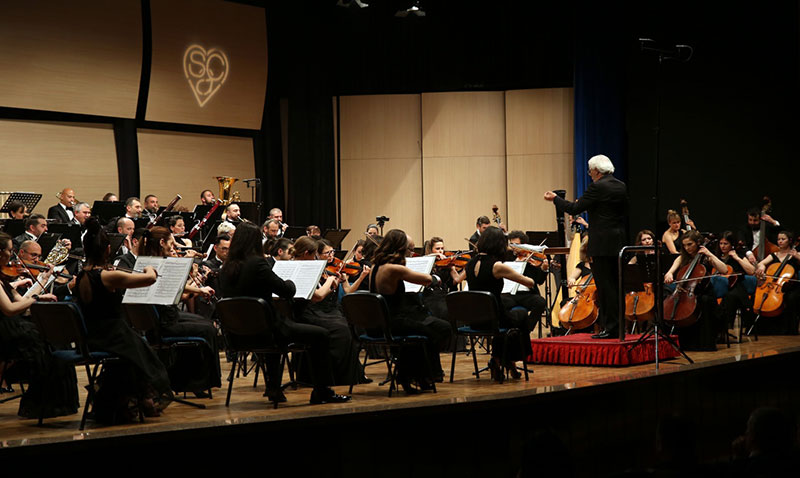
[468,216,491,251]
[47,188,76,223]
[113,228,146,270]
[738,207,782,264]
[13,214,48,250]
[545,154,628,339]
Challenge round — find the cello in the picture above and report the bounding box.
[663,251,706,327]
[558,273,598,330]
[753,241,798,317]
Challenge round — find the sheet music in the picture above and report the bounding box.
[403,256,435,293]
[501,261,527,295]
[270,260,326,300]
[122,257,193,305]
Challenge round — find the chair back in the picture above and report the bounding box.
[30,302,89,354]
[216,297,278,349]
[341,291,392,340]
[123,304,162,342]
[445,290,501,330]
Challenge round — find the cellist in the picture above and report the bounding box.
[753,231,800,335]
[663,230,727,350]
[717,231,756,330]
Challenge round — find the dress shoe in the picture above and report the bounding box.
[264,389,287,403]
[193,390,211,399]
[591,330,613,339]
[488,358,505,383]
[505,362,522,380]
[309,388,351,404]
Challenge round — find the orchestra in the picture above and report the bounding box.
[1,173,798,427]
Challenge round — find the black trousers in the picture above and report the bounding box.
[591,255,620,335]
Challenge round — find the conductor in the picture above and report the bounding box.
[544,154,628,339]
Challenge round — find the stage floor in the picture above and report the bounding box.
[2,331,799,450]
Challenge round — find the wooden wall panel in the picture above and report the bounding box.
[505,88,574,233]
[147,0,267,129]
[0,120,118,211]
[422,92,506,249]
[339,95,422,245]
[137,130,255,209]
[0,0,142,118]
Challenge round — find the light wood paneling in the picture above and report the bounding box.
[137,130,254,208]
[0,0,142,118]
[146,0,267,129]
[339,95,422,244]
[505,88,574,233]
[422,92,506,248]
[0,120,118,210]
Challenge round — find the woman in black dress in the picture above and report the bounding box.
[0,232,79,419]
[717,231,756,330]
[291,236,364,385]
[136,226,221,395]
[754,230,800,335]
[73,218,172,420]
[218,222,349,404]
[464,227,538,382]
[369,229,450,392]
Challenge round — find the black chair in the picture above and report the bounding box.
[122,304,209,409]
[30,302,121,430]
[446,290,530,383]
[341,291,436,397]
[215,297,311,408]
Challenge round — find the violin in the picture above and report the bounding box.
[663,253,706,327]
[1,260,71,281]
[434,251,472,269]
[326,256,362,278]
[753,249,797,317]
[625,282,655,322]
[557,273,598,330]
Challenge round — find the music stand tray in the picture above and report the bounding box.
[37,233,62,259]
[1,192,42,214]
[92,201,126,223]
[47,223,82,248]
[323,229,350,250]
[283,226,306,241]
[107,233,128,257]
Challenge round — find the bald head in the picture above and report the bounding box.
[59,188,75,207]
[117,217,134,237]
[18,240,42,262]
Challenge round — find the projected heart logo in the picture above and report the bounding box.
[183,44,229,107]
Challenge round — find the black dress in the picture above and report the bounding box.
[74,270,171,399]
[501,252,547,331]
[465,255,532,361]
[719,255,754,330]
[369,263,450,382]
[755,253,800,335]
[666,256,720,351]
[0,285,79,419]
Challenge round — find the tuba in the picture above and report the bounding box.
[216,176,240,206]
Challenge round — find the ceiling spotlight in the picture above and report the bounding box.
[395,1,425,17]
[337,0,369,8]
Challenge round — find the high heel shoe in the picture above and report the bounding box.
[506,361,521,380]
[488,358,505,384]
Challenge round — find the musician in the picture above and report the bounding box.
[168,215,193,249]
[102,193,118,202]
[545,154,628,340]
[116,217,135,255]
[124,197,143,219]
[503,230,548,330]
[13,214,47,250]
[268,208,287,236]
[306,225,322,237]
[47,188,76,223]
[142,195,159,220]
[664,230,727,350]
[629,229,655,265]
[7,201,26,220]
[717,231,756,331]
[468,216,491,251]
[263,219,281,242]
[267,237,292,261]
[365,224,379,236]
[224,203,242,224]
[662,210,687,255]
[113,228,145,271]
[754,231,800,335]
[739,207,781,262]
[369,229,450,391]
[199,189,215,205]
[219,223,350,404]
[72,202,91,227]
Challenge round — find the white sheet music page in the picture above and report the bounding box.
[403,256,436,293]
[122,256,193,305]
[501,261,527,295]
[270,260,326,300]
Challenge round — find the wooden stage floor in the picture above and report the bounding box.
[2,332,800,450]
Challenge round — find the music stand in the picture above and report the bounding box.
[237,202,261,224]
[37,233,62,260]
[92,201,126,224]
[529,230,565,333]
[2,219,24,237]
[0,192,42,215]
[192,204,212,221]
[620,245,693,369]
[323,229,350,250]
[47,223,82,248]
[283,226,306,241]
[526,231,561,248]
[107,233,128,257]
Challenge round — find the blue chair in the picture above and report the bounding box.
[30,302,121,430]
[341,291,436,396]
[445,290,530,383]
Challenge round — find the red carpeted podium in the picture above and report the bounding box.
[528,333,681,366]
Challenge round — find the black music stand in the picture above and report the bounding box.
[283,226,306,241]
[0,192,42,216]
[37,233,62,260]
[526,231,560,248]
[92,201,126,224]
[620,245,693,369]
[192,204,212,220]
[107,233,128,257]
[47,223,82,247]
[2,219,24,237]
[323,229,350,250]
[237,202,262,224]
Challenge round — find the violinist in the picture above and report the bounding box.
[421,236,464,320]
[662,210,689,255]
[718,231,756,331]
[114,227,144,271]
[291,236,366,385]
[369,229,450,391]
[664,230,727,350]
[137,226,221,396]
[0,231,79,419]
[465,226,539,382]
[468,216,491,251]
[266,237,292,262]
[503,230,548,330]
[306,225,322,237]
[754,231,800,335]
[365,224,379,236]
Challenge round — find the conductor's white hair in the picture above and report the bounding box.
[587,154,615,174]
